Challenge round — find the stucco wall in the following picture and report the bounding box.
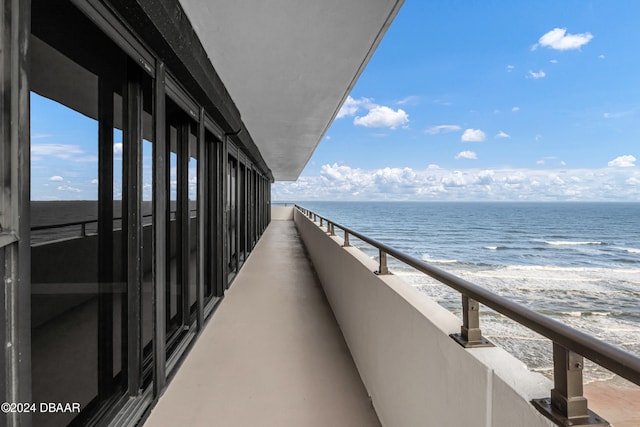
[294,209,555,427]
[271,206,294,220]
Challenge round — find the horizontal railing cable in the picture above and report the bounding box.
[30,210,195,232]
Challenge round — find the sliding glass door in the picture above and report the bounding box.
[165,97,200,357]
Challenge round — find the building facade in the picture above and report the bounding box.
[1,0,404,425]
[2,1,272,425]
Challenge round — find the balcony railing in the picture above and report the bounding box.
[31,211,196,241]
[296,204,640,427]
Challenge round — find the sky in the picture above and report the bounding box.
[31,93,183,202]
[273,0,640,202]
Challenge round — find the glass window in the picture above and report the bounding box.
[165,97,199,356]
[204,132,222,303]
[227,155,238,280]
[30,1,154,423]
[188,128,198,316]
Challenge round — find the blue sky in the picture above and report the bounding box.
[274,0,640,201]
[32,93,162,201]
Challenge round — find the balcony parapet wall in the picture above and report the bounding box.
[271,206,294,220]
[294,209,555,427]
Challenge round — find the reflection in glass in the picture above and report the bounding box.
[29,3,135,419]
[30,92,101,427]
[165,98,200,353]
[167,131,181,341]
[227,156,237,278]
[142,137,154,381]
[189,129,198,315]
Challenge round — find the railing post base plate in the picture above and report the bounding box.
[531,398,609,427]
[449,333,494,348]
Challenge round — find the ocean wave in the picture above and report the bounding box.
[483,245,517,251]
[545,240,602,246]
[496,265,640,273]
[422,256,458,264]
[624,247,640,254]
[560,311,611,318]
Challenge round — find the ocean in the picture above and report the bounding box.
[293,201,640,384]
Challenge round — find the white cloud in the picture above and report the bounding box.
[495,131,510,139]
[603,110,633,119]
[395,95,419,105]
[627,177,640,185]
[337,96,370,118]
[113,143,123,154]
[91,179,99,184]
[533,28,593,51]
[354,105,409,129]
[598,54,606,59]
[32,133,53,139]
[49,175,64,182]
[273,164,640,201]
[31,143,98,163]
[56,185,81,193]
[507,65,515,72]
[550,59,559,64]
[455,151,477,160]
[31,144,84,159]
[425,125,461,135]
[512,106,520,112]
[461,128,486,142]
[527,70,546,79]
[338,96,410,129]
[608,155,636,168]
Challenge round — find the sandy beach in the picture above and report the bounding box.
[584,377,640,427]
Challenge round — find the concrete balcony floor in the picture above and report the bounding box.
[144,220,380,427]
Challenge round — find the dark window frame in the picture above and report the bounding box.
[7,0,272,425]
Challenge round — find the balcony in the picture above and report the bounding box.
[144,207,639,427]
[143,213,380,426]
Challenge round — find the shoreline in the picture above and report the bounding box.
[584,376,640,427]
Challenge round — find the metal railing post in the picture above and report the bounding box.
[377,249,389,275]
[330,223,335,236]
[81,223,86,237]
[552,344,588,418]
[451,295,493,348]
[532,344,607,426]
[343,230,350,247]
[320,218,323,227]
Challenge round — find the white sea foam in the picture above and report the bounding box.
[484,246,498,250]
[625,247,640,254]
[391,269,424,277]
[394,263,640,278]
[545,240,602,246]
[406,260,640,383]
[563,311,583,317]
[421,253,458,264]
[425,258,458,264]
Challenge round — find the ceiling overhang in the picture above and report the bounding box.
[178,0,404,181]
